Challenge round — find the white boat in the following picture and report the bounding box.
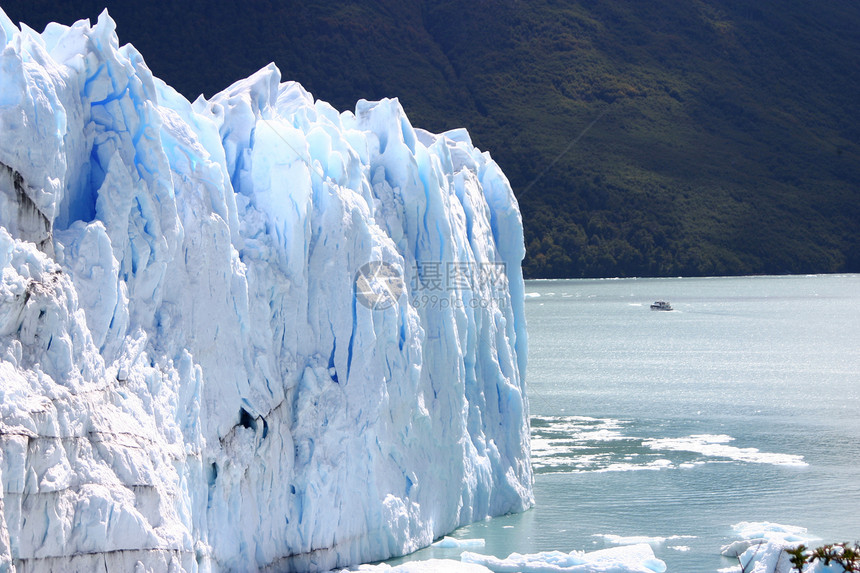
[650,300,673,311]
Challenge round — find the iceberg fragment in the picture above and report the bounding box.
[345,559,493,573]
[432,537,487,549]
[460,544,667,573]
[719,522,836,573]
[330,545,667,573]
[0,8,532,572]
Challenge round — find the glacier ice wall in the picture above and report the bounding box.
[0,9,531,573]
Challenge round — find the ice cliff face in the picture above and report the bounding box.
[0,9,531,573]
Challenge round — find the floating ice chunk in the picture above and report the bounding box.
[721,522,828,573]
[341,559,493,572]
[721,539,767,558]
[433,537,487,549]
[461,544,667,573]
[730,521,816,544]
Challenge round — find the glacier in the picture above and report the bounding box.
[0,8,532,573]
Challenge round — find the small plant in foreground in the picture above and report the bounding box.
[787,543,860,572]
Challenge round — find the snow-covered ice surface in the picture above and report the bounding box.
[0,8,532,572]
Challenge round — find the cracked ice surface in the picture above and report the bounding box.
[0,9,531,573]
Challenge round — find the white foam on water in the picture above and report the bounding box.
[532,418,807,478]
[596,534,697,547]
[642,435,808,467]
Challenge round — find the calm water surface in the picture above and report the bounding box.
[394,274,860,571]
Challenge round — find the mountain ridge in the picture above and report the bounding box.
[4,0,859,278]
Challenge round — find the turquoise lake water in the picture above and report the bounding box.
[392,274,860,571]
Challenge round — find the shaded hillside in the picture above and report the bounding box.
[4,0,859,277]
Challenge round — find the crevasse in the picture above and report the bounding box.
[0,9,532,573]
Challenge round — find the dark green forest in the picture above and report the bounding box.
[4,0,859,278]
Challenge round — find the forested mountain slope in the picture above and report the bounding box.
[5,0,859,277]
